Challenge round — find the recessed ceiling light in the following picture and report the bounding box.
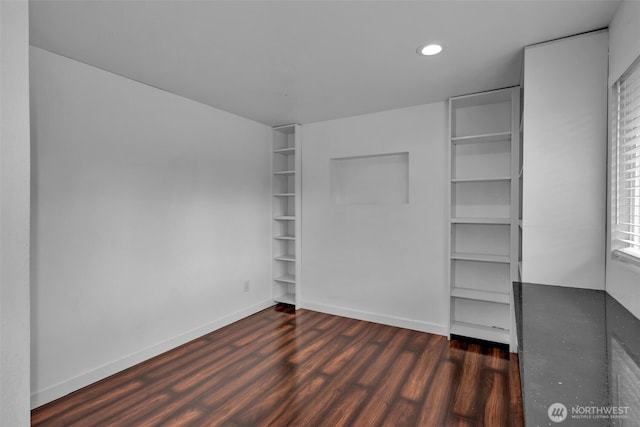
[418,43,443,56]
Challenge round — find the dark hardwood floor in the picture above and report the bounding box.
[32,305,524,426]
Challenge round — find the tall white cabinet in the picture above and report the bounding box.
[448,87,520,348]
[272,124,301,307]
[521,31,607,290]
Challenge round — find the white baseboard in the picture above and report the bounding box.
[31,299,275,408]
[299,300,448,336]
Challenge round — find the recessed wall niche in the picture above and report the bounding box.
[330,152,409,205]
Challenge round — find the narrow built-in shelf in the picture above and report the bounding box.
[272,124,300,309]
[274,235,296,240]
[274,274,296,284]
[449,87,519,349]
[451,131,511,145]
[451,217,511,224]
[451,252,510,263]
[451,287,510,304]
[274,147,295,154]
[274,293,296,305]
[450,321,510,344]
[451,177,511,183]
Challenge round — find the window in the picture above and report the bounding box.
[613,56,640,263]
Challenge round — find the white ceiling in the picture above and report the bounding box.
[30,0,620,126]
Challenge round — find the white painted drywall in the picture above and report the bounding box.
[30,47,272,406]
[606,0,640,320]
[0,0,31,424]
[521,31,608,290]
[300,103,449,335]
[608,0,640,87]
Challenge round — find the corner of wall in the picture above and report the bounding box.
[606,0,640,321]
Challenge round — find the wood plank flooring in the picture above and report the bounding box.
[32,305,524,427]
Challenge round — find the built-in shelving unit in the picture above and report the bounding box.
[448,87,520,349]
[272,124,301,308]
[451,218,511,225]
[518,86,524,284]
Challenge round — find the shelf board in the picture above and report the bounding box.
[273,124,297,134]
[273,193,295,197]
[450,321,510,344]
[451,287,510,304]
[274,170,295,176]
[274,254,296,262]
[274,216,296,221]
[451,217,511,225]
[451,177,511,183]
[273,147,295,155]
[274,293,295,305]
[451,131,511,145]
[450,87,514,108]
[274,274,296,284]
[451,252,510,263]
[274,235,296,240]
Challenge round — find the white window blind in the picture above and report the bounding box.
[613,56,640,263]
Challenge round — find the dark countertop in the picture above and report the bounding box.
[514,282,640,427]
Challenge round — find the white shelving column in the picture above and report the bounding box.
[448,87,520,350]
[272,124,301,308]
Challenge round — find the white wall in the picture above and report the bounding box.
[608,0,640,88]
[607,0,640,320]
[522,31,608,290]
[300,103,449,335]
[30,47,273,406]
[0,0,31,424]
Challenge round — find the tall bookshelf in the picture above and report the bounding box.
[448,87,520,349]
[272,124,301,307]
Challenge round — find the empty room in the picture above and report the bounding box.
[1,0,640,426]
